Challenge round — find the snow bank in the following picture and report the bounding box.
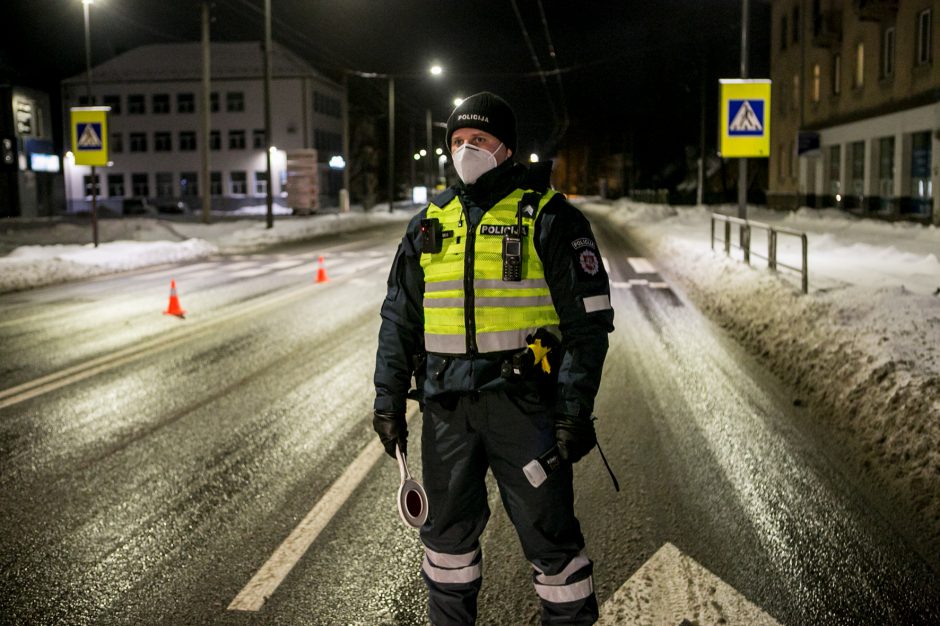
[586,199,940,556]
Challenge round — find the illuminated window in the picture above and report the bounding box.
[812,64,821,102]
[855,42,865,88]
[255,171,267,195]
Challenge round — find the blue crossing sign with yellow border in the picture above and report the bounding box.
[70,106,111,166]
[719,79,771,158]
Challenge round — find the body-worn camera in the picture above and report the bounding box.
[420,218,443,253]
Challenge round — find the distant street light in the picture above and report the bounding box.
[430,64,443,76]
[453,97,464,108]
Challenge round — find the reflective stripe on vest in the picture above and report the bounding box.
[420,188,561,355]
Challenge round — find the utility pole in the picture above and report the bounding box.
[200,2,211,224]
[425,108,433,189]
[263,0,274,228]
[82,0,98,247]
[738,0,750,221]
[388,76,395,212]
[341,73,350,211]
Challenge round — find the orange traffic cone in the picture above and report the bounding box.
[316,255,329,283]
[163,279,186,318]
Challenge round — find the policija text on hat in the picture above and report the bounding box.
[373,91,614,625]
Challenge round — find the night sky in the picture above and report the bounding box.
[3,0,769,186]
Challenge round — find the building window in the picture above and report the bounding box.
[878,136,895,205]
[210,172,222,196]
[180,172,198,197]
[228,130,246,150]
[792,6,800,43]
[179,131,197,151]
[153,94,170,114]
[314,92,341,117]
[103,95,121,114]
[209,130,221,151]
[107,174,125,197]
[156,172,174,197]
[210,92,220,112]
[854,42,865,88]
[828,145,841,197]
[129,132,148,152]
[111,132,123,154]
[226,92,245,112]
[154,132,172,152]
[780,15,788,51]
[832,53,842,95]
[78,95,96,106]
[255,170,268,195]
[230,171,247,194]
[177,93,196,113]
[131,173,149,197]
[911,131,932,201]
[848,141,865,205]
[83,174,101,197]
[253,129,266,149]
[128,94,145,114]
[917,9,932,65]
[792,74,800,111]
[812,64,821,102]
[882,27,896,78]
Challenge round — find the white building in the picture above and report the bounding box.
[61,41,344,214]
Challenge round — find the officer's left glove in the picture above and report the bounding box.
[373,410,407,459]
[554,413,597,464]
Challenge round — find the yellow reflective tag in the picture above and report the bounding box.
[529,339,552,374]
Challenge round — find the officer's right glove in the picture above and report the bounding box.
[554,413,597,464]
[373,410,407,458]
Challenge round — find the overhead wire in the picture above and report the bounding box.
[509,0,562,152]
[536,0,569,150]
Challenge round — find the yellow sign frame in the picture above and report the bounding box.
[70,106,111,166]
[719,79,771,158]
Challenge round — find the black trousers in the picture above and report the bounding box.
[419,390,598,625]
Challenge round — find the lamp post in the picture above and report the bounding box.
[81,0,98,247]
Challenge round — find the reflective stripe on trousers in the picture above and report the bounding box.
[422,547,482,585]
[532,550,595,604]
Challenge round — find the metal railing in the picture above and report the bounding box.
[710,213,809,294]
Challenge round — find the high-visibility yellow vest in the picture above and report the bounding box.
[420,188,560,355]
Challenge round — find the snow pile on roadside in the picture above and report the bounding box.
[0,208,415,294]
[587,199,940,552]
[0,239,216,294]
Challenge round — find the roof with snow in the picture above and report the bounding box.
[63,41,338,85]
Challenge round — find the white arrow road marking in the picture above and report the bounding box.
[227,406,419,612]
[627,257,657,274]
[598,543,781,626]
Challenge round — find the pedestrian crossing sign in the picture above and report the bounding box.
[719,79,771,158]
[70,106,111,166]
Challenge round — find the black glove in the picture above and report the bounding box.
[554,413,597,463]
[373,410,407,458]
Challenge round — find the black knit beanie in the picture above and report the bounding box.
[445,91,517,154]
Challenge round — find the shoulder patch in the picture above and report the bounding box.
[578,249,600,276]
[571,237,596,250]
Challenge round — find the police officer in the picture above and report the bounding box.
[373,91,613,625]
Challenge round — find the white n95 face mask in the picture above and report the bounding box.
[452,142,502,184]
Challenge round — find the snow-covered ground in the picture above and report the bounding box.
[581,199,940,557]
[2,198,938,555]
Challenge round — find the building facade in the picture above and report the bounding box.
[61,41,344,214]
[1,85,62,218]
[770,0,940,224]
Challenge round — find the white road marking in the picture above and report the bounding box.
[649,282,671,289]
[628,278,649,286]
[227,407,418,612]
[597,543,781,626]
[223,261,257,271]
[627,257,657,274]
[267,259,307,270]
[278,263,318,276]
[610,281,632,289]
